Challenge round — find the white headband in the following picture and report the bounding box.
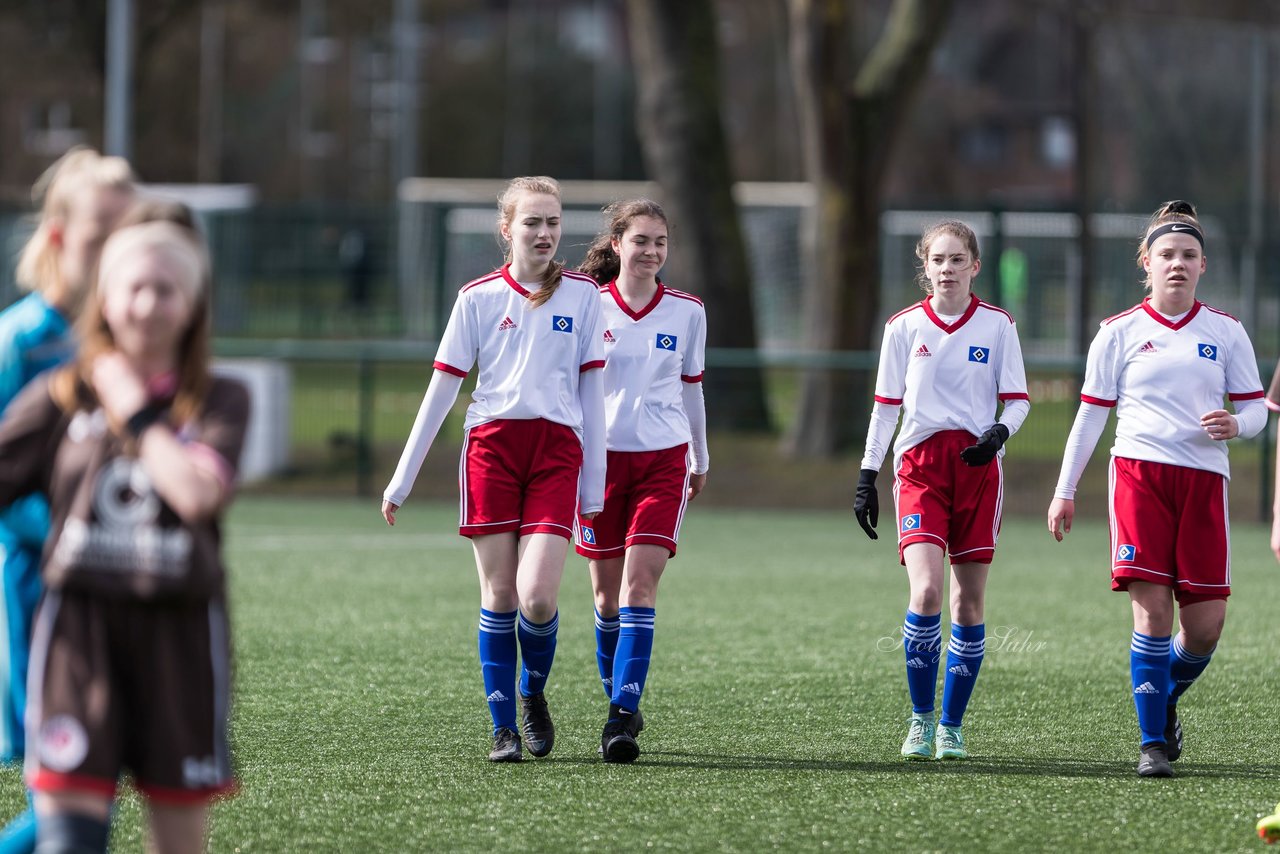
[97,221,208,300]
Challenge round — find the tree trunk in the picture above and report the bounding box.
[786,0,952,457]
[626,0,772,432]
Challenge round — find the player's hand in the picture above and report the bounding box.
[1047,497,1074,542]
[92,351,149,425]
[381,500,398,526]
[1199,409,1238,441]
[854,468,879,540]
[960,424,1010,466]
[1271,511,1280,564]
[581,510,600,521]
[687,472,707,501]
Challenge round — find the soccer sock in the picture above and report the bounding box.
[478,608,517,734]
[594,609,620,700]
[903,611,942,715]
[1130,631,1171,746]
[517,610,558,697]
[0,800,35,854]
[1168,634,1213,704]
[940,622,985,727]
[610,606,655,714]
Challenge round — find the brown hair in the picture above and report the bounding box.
[1136,199,1203,288]
[579,198,668,285]
[51,224,213,428]
[497,176,563,308]
[913,220,981,293]
[15,147,136,297]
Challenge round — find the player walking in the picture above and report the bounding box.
[854,220,1030,761]
[576,199,708,763]
[1048,200,1267,778]
[382,177,607,763]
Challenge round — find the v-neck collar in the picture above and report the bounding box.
[607,279,664,321]
[500,264,532,297]
[1141,297,1201,330]
[922,293,980,333]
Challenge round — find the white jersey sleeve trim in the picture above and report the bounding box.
[384,370,464,507]
[1053,402,1111,500]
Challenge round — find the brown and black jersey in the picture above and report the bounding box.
[0,375,249,600]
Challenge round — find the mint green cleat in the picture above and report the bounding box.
[935,724,967,760]
[900,713,935,761]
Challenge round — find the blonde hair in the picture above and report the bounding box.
[913,220,981,293]
[15,147,136,295]
[579,198,668,285]
[1136,199,1203,288]
[497,176,563,308]
[52,223,213,428]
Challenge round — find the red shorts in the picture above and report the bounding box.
[459,419,582,540]
[892,430,1003,566]
[575,445,691,559]
[1108,456,1230,602]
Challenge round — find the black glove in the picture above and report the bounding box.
[960,424,1010,467]
[853,468,879,540]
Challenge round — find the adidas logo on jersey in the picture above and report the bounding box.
[603,329,616,344]
[620,682,642,695]
[1134,682,1159,695]
[948,663,973,677]
[914,344,932,358]
[1138,341,1157,353]
[906,657,928,670]
[498,316,517,331]
[486,690,508,702]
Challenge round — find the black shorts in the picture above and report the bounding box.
[25,590,235,804]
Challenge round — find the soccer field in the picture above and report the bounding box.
[3,497,1277,852]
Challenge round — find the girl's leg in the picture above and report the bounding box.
[1127,581,1176,775]
[512,533,570,757]
[33,793,111,853]
[145,802,209,854]
[471,533,521,759]
[601,545,668,763]
[589,558,625,700]
[900,543,945,759]
[938,562,989,741]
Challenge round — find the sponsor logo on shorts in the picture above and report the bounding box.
[900,513,921,533]
[1116,543,1136,561]
[1197,342,1217,361]
[552,315,574,333]
[1134,681,1159,695]
[38,715,89,773]
[968,346,990,363]
[580,526,596,544]
[183,755,223,788]
[656,333,678,351]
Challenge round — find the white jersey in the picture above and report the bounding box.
[596,280,706,451]
[873,295,1029,462]
[1081,298,1264,477]
[1266,358,1280,413]
[434,265,606,436]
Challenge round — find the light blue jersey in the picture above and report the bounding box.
[0,293,71,762]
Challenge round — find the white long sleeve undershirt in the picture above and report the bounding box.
[681,381,710,475]
[578,368,606,515]
[1052,402,1110,500]
[859,398,1030,473]
[383,371,464,507]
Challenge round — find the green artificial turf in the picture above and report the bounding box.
[0,497,1276,851]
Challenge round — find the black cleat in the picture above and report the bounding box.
[625,709,645,738]
[519,692,555,758]
[1137,743,1173,778]
[601,718,640,764]
[489,727,523,763]
[1164,704,1182,762]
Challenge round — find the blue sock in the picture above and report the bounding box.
[610,607,655,714]
[478,609,517,734]
[1168,634,1213,704]
[1130,631,1171,745]
[517,611,558,697]
[903,611,942,715]
[940,623,985,727]
[594,609,620,700]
